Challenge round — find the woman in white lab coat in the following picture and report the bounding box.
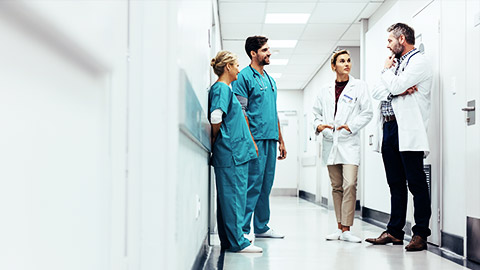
[313,50,373,243]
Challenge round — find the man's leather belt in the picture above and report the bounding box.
[384,115,396,122]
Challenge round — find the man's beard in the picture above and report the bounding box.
[392,43,405,59]
[258,56,269,66]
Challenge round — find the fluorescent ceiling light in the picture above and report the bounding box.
[269,73,282,79]
[265,13,310,24]
[269,40,297,48]
[270,59,289,65]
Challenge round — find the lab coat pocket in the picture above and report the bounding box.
[322,128,334,141]
[337,128,352,141]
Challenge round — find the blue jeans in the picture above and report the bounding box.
[381,120,431,240]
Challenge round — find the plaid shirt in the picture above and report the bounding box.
[381,48,418,117]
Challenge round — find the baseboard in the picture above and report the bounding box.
[192,234,210,270]
[321,196,328,207]
[362,206,390,225]
[299,190,316,203]
[271,188,297,197]
[441,231,464,257]
[467,216,480,264]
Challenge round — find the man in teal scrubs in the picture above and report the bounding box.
[232,36,287,239]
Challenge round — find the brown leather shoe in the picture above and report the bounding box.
[405,235,427,251]
[365,231,403,245]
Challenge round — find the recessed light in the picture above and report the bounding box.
[270,59,289,65]
[269,40,297,48]
[265,13,310,24]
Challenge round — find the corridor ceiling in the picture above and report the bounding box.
[218,0,384,90]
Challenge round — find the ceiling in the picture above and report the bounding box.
[218,0,384,90]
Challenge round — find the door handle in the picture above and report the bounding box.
[462,107,475,112]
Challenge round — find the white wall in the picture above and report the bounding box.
[0,1,220,270]
[0,2,128,270]
[275,90,303,190]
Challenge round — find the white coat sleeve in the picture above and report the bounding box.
[372,69,392,101]
[312,93,324,135]
[380,56,432,96]
[348,82,373,135]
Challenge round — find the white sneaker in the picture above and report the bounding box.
[237,244,263,253]
[255,229,285,239]
[340,231,362,243]
[325,229,342,240]
[244,233,254,243]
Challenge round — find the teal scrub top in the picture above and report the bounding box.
[209,82,257,168]
[232,66,279,141]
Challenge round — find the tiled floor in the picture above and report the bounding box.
[205,196,478,270]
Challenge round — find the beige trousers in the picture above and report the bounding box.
[327,164,358,226]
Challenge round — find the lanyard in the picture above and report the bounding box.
[249,65,274,91]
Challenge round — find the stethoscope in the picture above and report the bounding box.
[249,65,274,91]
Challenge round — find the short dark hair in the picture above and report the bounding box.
[245,36,268,59]
[387,23,415,45]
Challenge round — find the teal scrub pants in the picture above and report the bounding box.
[214,162,251,252]
[242,139,277,234]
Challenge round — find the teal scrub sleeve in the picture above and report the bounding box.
[209,85,230,115]
[232,73,249,98]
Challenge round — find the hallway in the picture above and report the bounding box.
[206,197,475,270]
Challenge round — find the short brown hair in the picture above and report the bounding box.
[245,36,268,59]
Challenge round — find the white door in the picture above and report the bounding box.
[274,111,299,194]
[465,0,480,224]
[412,0,441,245]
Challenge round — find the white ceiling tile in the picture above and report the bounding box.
[219,2,267,24]
[358,2,383,19]
[265,65,286,73]
[341,23,361,41]
[221,23,263,40]
[309,3,367,24]
[265,3,316,13]
[262,24,306,40]
[282,64,319,74]
[301,23,350,40]
[268,0,317,2]
[337,40,360,46]
[294,40,336,54]
[288,54,328,65]
[317,0,369,2]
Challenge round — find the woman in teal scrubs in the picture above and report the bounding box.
[209,51,262,253]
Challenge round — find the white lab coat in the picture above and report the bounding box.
[371,50,432,155]
[313,76,373,165]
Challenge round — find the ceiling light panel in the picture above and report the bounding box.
[262,24,306,40]
[265,13,310,24]
[270,58,289,65]
[309,3,366,24]
[269,40,298,48]
[269,73,283,79]
[266,3,316,13]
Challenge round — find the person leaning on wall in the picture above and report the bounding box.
[208,50,262,253]
[313,49,373,243]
